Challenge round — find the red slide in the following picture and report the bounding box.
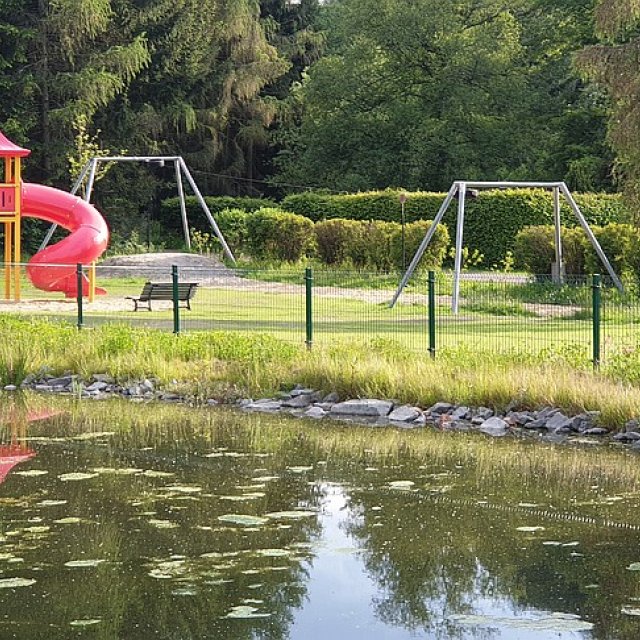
[22,183,109,297]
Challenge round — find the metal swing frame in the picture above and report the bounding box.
[389,180,623,312]
[39,155,236,263]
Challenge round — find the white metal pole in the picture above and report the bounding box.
[84,158,98,202]
[553,187,564,283]
[178,158,236,264]
[559,183,623,291]
[389,183,458,308]
[174,160,191,249]
[452,182,467,314]
[38,160,93,252]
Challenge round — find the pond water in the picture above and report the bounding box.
[1,396,640,638]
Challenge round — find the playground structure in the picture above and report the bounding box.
[390,181,624,312]
[0,133,236,302]
[39,155,236,263]
[0,131,109,300]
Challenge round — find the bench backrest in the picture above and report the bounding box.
[140,282,198,301]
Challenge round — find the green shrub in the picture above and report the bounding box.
[584,223,640,283]
[159,196,274,239]
[281,189,629,267]
[514,226,586,275]
[314,219,365,265]
[213,208,249,252]
[389,220,450,272]
[245,208,315,262]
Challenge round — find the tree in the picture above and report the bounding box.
[578,0,640,213]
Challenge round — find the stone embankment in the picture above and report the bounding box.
[6,375,640,448]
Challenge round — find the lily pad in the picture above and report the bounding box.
[218,514,269,527]
[70,619,101,627]
[225,605,271,619]
[516,526,545,532]
[286,466,313,473]
[621,607,640,616]
[53,517,84,525]
[0,577,36,588]
[388,480,415,490]
[92,467,142,475]
[627,563,640,571]
[220,493,265,501]
[14,470,48,477]
[163,485,202,494]
[449,612,593,631]
[148,519,179,529]
[37,500,67,507]
[141,470,175,478]
[255,549,291,557]
[58,472,99,482]
[265,511,316,520]
[64,559,106,568]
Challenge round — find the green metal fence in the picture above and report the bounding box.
[2,262,638,368]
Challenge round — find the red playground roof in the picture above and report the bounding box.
[0,131,30,158]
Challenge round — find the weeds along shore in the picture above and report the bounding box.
[0,315,639,428]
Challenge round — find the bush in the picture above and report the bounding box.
[245,208,315,262]
[159,196,274,239]
[389,220,450,272]
[313,218,449,271]
[584,223,640,283]
[514,226,585,275]
[281,189,629,267]
[213,208,249,253]
[314,219,365,265]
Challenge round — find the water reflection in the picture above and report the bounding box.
[0,395,639,637]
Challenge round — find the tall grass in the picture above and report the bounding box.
[1,315,640,428]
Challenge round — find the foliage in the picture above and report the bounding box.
[514,226,586,274]
[577,0,640,217]
[282,189,629,266]
[245,207,315,262]
[514,222,640,284]
[314,219,365,265]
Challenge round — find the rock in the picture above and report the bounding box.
[389,405,422,422]
[3,385,17,392]
[451,406,471,420]
[471,416,485,426]
[330,399,393,417]
[508,412,534,426]
[412,414,427,426]
[305,406,326,419]
[34,384,54,392]
[582,427,608,436]
[48,376,73,388]
[126,385,142,396]
[545,412,573,432]
[282,394,313,409]
[290,388,315,398]
[322,392,340,404]
[478,416,509,437]
[613,431,640,442]
[85,381,108,393]
[474,407,494,420]
[625,419,640,432]
[536,406,559,420]
[428,402,454,416]
[245,399,283,412]
[140,378,155,393]
[523,418,547,429]
[207,399,219,406]
[92,373,114,383]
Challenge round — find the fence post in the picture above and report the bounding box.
[76,263,83,330]
[592,273,601,369]
[172,264,180,335]
[305,267,313,350]
[428,270,436,359]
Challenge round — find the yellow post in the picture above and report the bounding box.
[89,261,96,303]
[13,158,21,301]
[4,222,10,299]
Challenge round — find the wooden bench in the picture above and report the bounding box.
[126,282,199,311]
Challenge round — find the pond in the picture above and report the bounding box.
[0,395,640,638]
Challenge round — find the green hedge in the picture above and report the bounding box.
[281,189,629,267]
[514,223,640,283]
[160,196,275,236]
[245,208,315,262]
